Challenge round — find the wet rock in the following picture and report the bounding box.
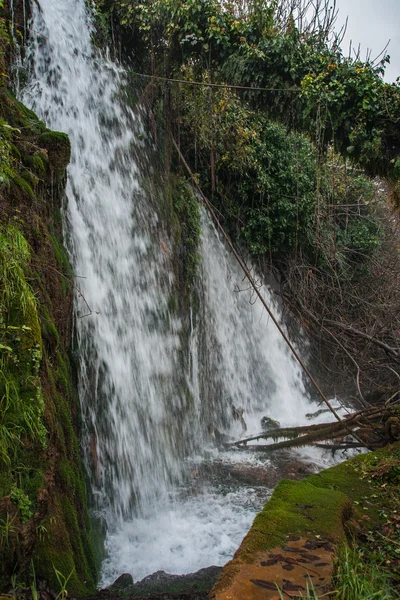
[108,573,134,592]
[131,566,222,596]
[261,416,281,431]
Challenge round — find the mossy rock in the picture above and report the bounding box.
[38,131,71,176]
[22,151,47,178]
[237,479,351,563]
[211,444,400,597]
[21,169,39,189]
[11,175,34,200]
[35,494,97,596]
[1,89,46,134]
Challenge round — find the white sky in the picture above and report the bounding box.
[334,0,400,82]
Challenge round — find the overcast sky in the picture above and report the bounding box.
[334,0,400,82]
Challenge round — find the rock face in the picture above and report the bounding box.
[108,573,134,591]
[261,416,281,431]
[211,536,334,599]
[210,444,400,599]
[0,5,100,592]
[108,566,222,596]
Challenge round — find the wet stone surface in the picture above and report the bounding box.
[100,566,222,598]
[212,535,335,599]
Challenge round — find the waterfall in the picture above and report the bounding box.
[10,0,14,37]
[22,0,26,42]
[21,0,337,585]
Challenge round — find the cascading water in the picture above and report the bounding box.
[21,0,191,519]
[20,0,342,585]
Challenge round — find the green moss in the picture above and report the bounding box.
[41,306,59,345]
[56,352,70,394]
[57,459,76,491]
[167,293,178,314]
[38,131,71,175]
[35,492,97,596]
[19,296,42,352]
[0,35,97,592]
[162,174,201,288]
[22,152,47,178]
[11,175,34,199]
[50,234,73,294]
[61,498,94,583]
[242,447,400,562]
[173,180,201,285]
[2,89,46,134]
[237,479,351,562]
[213,447,400,598]
[19,465,45,502]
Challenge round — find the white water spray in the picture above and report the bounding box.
[21,0,337,584]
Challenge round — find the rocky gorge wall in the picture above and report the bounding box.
[0,1,100,593]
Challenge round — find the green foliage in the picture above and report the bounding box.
[179,78,317,255]
[301,58,400,176]
[9,487,33,523]
[169,176,201,285]
[93,0,398,270]
[315,164,384,279]
[53,566,74,600]
[0,513,16,550]
[277,581,319,599]
[333,545,396,599]
[276,545,397,599]
[0,118,17,185]
[0,225,47,467]
[109,0,400,179]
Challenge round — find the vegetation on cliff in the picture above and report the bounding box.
[0,0,399,596]
[95,0,400,403]
[211,443,400,599]
[0,2,99,593]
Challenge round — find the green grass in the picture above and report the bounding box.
[0,225,46,465]
[333,545,398,600]
[275,545,398,599]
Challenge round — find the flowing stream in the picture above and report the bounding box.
[20,0,343,585]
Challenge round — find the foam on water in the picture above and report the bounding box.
[101,483,268,584]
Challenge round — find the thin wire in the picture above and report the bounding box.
[4,14,303,94]
[129,71,302,93]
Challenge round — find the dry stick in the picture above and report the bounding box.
[324,319,399,359]
[171,137,371,450]
[31,260,98,318]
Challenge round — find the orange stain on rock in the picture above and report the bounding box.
[211,536,334,600]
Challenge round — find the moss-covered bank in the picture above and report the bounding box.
[0,3,99,594]
[210,443,400,598]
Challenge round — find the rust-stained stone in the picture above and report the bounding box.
[211,536,334,599]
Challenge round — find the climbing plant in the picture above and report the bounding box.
[94,0,400,398]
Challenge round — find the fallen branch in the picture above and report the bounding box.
[224,405,399,452]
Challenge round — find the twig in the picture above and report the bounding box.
[31,260,99,318]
